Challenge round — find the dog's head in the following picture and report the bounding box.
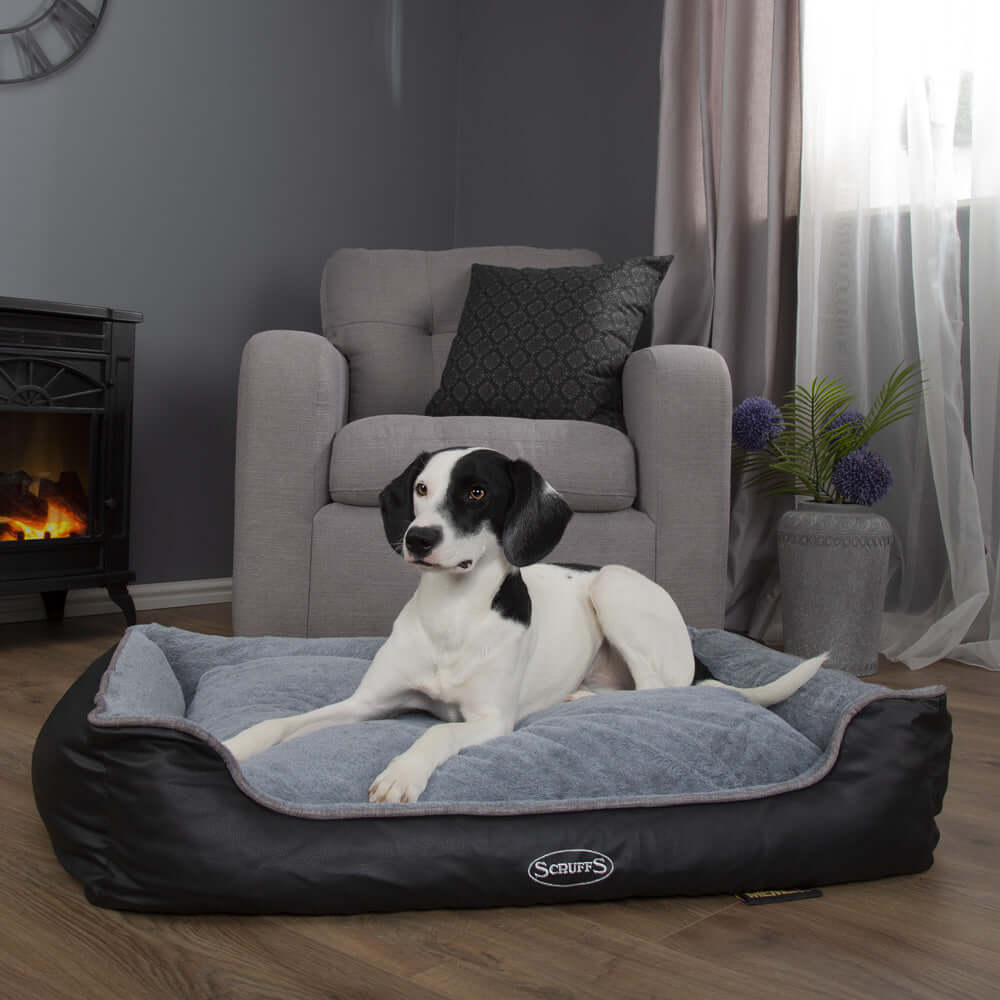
[378,448,572,573]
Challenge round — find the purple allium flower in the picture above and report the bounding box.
[824,408,868,449]
[831,449,893,505]
[732,397,785,451]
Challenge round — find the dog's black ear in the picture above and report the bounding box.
[379,452,430,553]
[501,458,573,567]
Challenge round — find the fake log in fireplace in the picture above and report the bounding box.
[0,297,140,624]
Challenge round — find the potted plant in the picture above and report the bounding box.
[732,364,923,676]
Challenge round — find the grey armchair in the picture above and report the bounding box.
[233,247,732,637]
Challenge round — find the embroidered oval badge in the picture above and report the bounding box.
[528,849,615,887]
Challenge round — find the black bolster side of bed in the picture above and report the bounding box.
[33,651,952,915]
[32,650,115,892]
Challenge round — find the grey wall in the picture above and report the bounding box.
[2,0,662,587]
[1,0,459,584]
[453,0,663,265]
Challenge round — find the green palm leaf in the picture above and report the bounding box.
[861,362,925,440]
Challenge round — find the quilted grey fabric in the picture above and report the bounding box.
[328,414,636,512]
[88,624,937,819]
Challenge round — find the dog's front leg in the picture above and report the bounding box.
[223,625,430,762]
[369,713,510,804]
[222,691,385,762]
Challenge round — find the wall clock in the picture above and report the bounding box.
[1,0,107,84]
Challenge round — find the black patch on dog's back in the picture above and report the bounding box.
[491,571,531,627]
[693,656,714,682]
[553,563,600,573]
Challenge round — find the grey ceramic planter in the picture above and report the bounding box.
[777,501,893,677]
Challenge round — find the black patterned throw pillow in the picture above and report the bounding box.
[425,256,673,430]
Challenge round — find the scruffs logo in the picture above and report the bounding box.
[528,849,614,887]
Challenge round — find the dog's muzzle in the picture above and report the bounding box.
[405,525,443,559]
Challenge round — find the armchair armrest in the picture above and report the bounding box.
[233,330,349,635]
[623,345,732,627]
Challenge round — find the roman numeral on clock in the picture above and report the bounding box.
[13,29,52,79]
[51,0,99,49]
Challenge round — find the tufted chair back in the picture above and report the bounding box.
[320,246,602,420]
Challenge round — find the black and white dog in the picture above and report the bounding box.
[224,448,825,802]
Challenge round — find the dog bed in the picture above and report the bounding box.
[33,625,951,914]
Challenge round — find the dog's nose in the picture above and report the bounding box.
[405,525,442,558]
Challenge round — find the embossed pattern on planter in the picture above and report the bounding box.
[778,511,895,549]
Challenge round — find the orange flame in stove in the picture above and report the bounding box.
[1,499,88,541]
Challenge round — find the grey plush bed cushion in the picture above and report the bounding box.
[90,625,931,819]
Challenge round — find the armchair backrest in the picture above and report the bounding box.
[320,246,602,420]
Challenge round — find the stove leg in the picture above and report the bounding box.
[41,590,68,622]
[107,584,137,626]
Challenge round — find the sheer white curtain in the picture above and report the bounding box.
[798,0,1000,669]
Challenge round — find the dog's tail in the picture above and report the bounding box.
[696,652,828,707]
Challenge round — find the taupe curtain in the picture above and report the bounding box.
[653,0,802,633]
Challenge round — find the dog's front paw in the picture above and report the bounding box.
[368,753,431,804]
[223,718,288,762]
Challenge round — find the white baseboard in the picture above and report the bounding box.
[0,577,232,625]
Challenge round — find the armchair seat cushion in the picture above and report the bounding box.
[329,414,636,512]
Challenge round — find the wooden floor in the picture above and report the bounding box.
[0,604,997,1000]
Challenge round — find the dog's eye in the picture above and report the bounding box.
[415,482,428,497]
[467,487,486,502]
